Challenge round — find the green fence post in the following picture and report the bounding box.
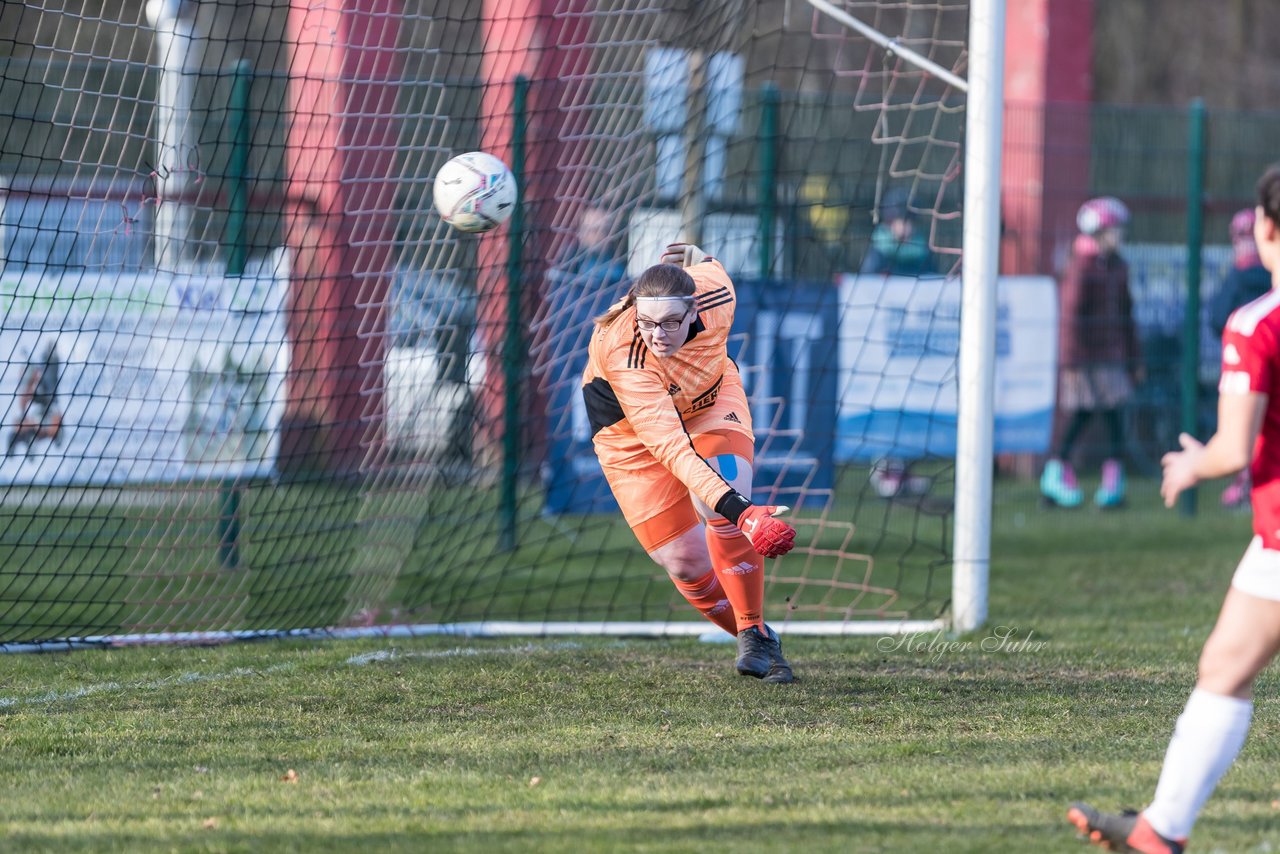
[1180,98,1206,518]
[499,75,528,552]
[219,58,253,569]
[217,486,242,570]
[225,59,252,277]
[757,83,778,280]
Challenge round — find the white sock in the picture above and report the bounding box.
[1143,688,1252,840]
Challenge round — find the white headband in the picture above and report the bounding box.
[634,295,694,302]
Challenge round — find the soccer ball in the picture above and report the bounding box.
[433,151,517,233]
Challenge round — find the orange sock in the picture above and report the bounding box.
[670,570,737,635]
[706,519,764,633]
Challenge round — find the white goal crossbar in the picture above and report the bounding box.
[802,0,969,92]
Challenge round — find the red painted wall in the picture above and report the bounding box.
[1002,0,1094,276]
[476,0,595,466]
[284,0,402,474]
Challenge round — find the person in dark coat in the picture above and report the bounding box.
[1040,196,1144,508]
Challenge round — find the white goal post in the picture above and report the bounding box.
[952,0,1004,633]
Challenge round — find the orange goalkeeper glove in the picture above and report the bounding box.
[660,242,709,268]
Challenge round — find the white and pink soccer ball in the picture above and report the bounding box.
[432,151,517,233]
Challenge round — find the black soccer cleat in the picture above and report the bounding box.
[735,625,773,678]
[762,625,795,684]
[1067,802,1185,854]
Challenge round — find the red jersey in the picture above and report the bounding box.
[1220,287,1280,547]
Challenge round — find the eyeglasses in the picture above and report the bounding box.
[636,314,689,332]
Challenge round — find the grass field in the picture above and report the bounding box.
[2,478,1279,852]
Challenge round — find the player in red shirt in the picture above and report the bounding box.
[1211,207,1273,508]
[583,243,797,682]
[1067,166,1280,854]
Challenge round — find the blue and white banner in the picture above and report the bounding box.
[835,274,1057,461]
[0,268,286,484]
[1126,242,1233,384]
[733,278,838,508]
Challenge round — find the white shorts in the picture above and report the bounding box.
[1231,536,1280,601]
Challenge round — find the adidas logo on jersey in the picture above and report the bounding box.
[667,383,680,395]
[721,561,756,576]
[722,411,740,423]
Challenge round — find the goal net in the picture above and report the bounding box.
[0,0,991,646]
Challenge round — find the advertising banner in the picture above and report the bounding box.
[836,274,1057,462]
[733,278,838,508]
[0,269,286,484]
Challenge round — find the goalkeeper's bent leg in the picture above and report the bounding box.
[694,452,766,634]
[670,569,737,635]
[647,524,738,634]
[706,518,764,633]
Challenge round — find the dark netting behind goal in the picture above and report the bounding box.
[0,0,985,644]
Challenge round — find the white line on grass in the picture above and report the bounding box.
[0,642,588,708]
[345,642,582,666]
[0,662,296,709]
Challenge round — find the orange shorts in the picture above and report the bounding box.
[598,392,754,553]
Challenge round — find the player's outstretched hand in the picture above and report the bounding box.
[660,243,708,268]
[1160,432,1204,508]
[738,505,795,558]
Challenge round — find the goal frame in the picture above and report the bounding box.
[487,0,1003,641]
[0,0,1004,650]
[398,0,1005,641]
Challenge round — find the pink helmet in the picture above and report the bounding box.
[1076,196,1130,236]
[1230,207,1256,240]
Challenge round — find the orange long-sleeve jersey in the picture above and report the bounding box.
[582,260,749,513]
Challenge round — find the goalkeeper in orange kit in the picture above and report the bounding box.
[582,243,797,682]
